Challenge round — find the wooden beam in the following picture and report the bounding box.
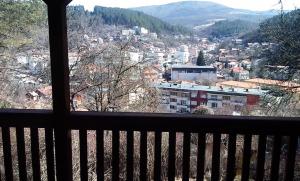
[42,0,73,6]
[44,1,72,181]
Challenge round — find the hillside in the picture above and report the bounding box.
[203,19,258,38]
[243,9,300,73]
[242,9,300,44]
[131,1,275,27]
[68,6,189,34]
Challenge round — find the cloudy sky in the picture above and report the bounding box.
[70,0,300,11]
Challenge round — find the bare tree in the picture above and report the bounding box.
[70,40,160,112]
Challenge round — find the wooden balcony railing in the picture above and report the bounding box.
[0,109,299,181]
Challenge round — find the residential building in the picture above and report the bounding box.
[175,45,189,64]
[231,67,250,80]
[157,82,265,114]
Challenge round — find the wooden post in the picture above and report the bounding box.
[42,0,73,180]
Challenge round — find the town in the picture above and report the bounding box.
[9,23,299,116]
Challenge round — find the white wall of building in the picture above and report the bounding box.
[171,71,217,82]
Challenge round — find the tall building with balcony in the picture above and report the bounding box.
[157,82,265,114]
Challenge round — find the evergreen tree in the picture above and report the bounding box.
[196,51,205,66]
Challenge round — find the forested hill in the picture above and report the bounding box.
[91,6,190,34]
[242,9,300,44]
[242,9,300,73]
[67,5,190,35]
[202,19,258,38]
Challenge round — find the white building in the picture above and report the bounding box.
[171,65,217,82]
[128,52,143,63]
[160,88,191,113]
[175,45,189,64]
[134,26,149,35]
[122,29,136,36]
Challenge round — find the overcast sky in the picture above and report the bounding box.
[70,0,300,11]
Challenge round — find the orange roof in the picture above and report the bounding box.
[217,81,259,89]
[232,67,244,73]
[245,78,300,88]
[37,86,52,96]
[245,78,282,85]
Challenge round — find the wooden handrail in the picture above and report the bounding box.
[0,109,300,134]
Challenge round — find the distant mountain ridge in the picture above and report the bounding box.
[131,1,276,27]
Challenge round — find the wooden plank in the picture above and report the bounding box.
[126,131,134,181]
[182,132,191,181]
[69,112,300,135]
[140,131,147,181]
[2,126,13,181]
[285,135,298,181]
[112,130,120,181]
[256,135,267,181]
[16,127,27,181]
[270,135,282,181]
[31,128,41,181]
[241,134,252,181]
[45,128,55,181]
[154,132,162,181]
[226,133,236,181]
[211,133,221,181]
[196,133,206,181]
[168,131,176,181]
[96,130,104,181]
[79,129,88,181]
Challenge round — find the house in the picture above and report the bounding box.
[26,91,39,101]
[143,66,163,82]
[231,67,250,80]
[36,86,52,99]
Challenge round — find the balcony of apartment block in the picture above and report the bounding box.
[0,1,300,181]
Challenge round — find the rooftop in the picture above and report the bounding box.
[156,82,266,96]
[245,78,300,88]
[217,81,259,89]
[171,65,215,69]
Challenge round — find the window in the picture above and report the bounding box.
[180,100,187,105]
[200,102,207,106]
[212,102,218,108]
[179,108,188,113]
[170,98,177,102]
[223,96,231,101]
[211,95,218,100]
[181,93,190,98]
[170,105,177,110]
[170,92,177,96]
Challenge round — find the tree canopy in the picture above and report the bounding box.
[196,51,205,66]
[203,19,258,38]
[0,0,47,50]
